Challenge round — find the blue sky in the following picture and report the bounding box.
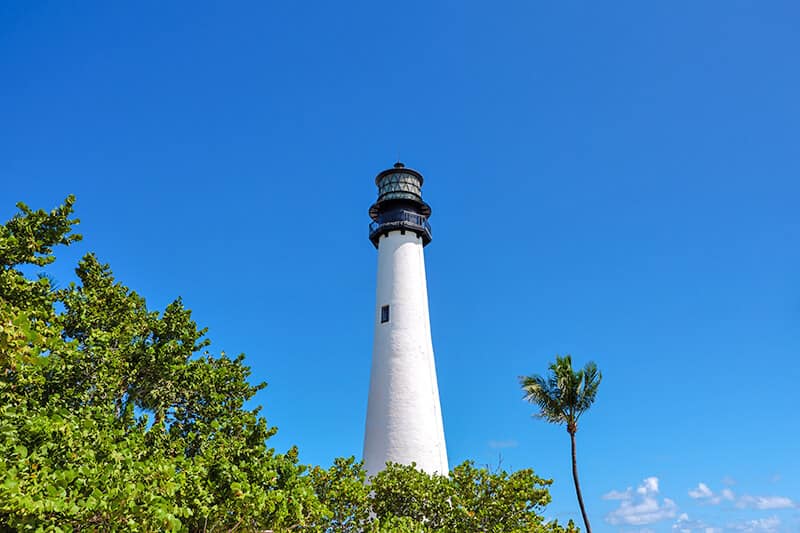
[2,2,799,531]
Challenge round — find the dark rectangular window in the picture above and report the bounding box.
[380,305,390,323]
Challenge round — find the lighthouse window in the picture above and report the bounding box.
[380,305,390,323]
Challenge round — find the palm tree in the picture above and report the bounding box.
[520,355,601,533]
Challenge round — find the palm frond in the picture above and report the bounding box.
[519,374,566,424]
[576,361,602,415]
[521,355,602,429]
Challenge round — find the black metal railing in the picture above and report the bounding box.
[370,210,430,233]
[369,210,432,247]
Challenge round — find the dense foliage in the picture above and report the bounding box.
[1,197,577,532]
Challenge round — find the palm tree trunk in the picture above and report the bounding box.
[571,431,591,533]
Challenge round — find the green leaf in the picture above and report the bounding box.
[14,445,27,459]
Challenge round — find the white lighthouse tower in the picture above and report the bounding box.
[362,162,448,478]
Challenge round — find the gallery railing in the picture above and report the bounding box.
[369,210,432,246]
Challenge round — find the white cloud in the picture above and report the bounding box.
[605,477,678,526]
[722,476,737,486]
[736,495,795,510]
[610,477,794,531]
[603,488,633,500]
[638,477,660,495]
[687,482,735,505]
[727,516,781,533]
[487,439,518,449]
[686,481,795,511]
[688,483,713,499]
[671,512,722,533]
[607,497,678,526]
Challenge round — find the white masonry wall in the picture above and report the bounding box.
[363,229,449,478]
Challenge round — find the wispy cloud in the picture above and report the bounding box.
[727,516,781,532]
[687,482,735,505]
[687,482,793,510]
[487,439,518,449]
[736,495,795,510]
[688,483,713,500]
[605,477,678,526]
[672,512,722,533]
[603,488,633,501]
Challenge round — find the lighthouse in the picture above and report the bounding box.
[362,162,449,478]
